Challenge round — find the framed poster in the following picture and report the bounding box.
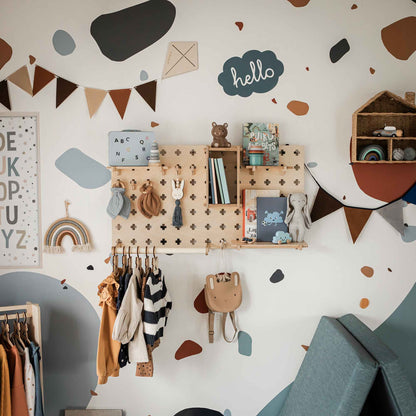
[0,113,41,268]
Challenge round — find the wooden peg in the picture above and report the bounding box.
[190,164,196,175]
[175,164,182,175]
[161,165,169,176]
[64,200,71,217]
[130,179,137,190]
[205,242,210,256]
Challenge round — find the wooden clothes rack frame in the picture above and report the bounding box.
[0,302,44,404]
[110,144,306,253]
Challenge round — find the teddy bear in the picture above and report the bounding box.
[211,122,231,148]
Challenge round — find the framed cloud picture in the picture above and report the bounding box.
[0,113,41,268]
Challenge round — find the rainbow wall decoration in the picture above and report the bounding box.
[44,217,92,253]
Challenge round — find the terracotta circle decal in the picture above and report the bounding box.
[360,266,374,278]
[381,17,416,60]
[287,100,309,116]
[287,0,310,6]
[360,298,370,309]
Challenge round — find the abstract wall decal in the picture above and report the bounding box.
[369,67,375,74]
[257,384,292,416]
[52,30,76,56]
[360,266,374,278]
[329,38,350,63]
[287,0,310,6]
[271,98,277,104]
[29,55,36,64]
[55,148,111,189]
[175,340,203,360]
[32,65,55,96]
[162,42,199,79]
[352,163,416,202]
[194,288,209,313]
[381,17,416,60]
[0,80,11,110]
[376,199,405,235]
[7,66,32,95]
[218,50,284,97]
[238,331,252,356]
[0,114,41,267]
[0,38,12,70]
[87,265,94,270]
[109,88,131,119]
[287,100,309,116]
[56,77,78,108]
[173,408,223,416]
[135,80,157,111]
[401,224,416,243]
[90,390,98,396]
[84,88,107,118]
[351,4,358,9]
[306,162,318,168]
[0,272,100,416]
[235,22,244,31]
[402,182,416,205]
[140,70,149,81]
[90,0,176,61]
[388,268,392,272]
[301,345,309,351]
[305,67,309,71]
[224,410,232,416]
[270,269,284,283]
[151,121,159,127]
[360,298,370,309]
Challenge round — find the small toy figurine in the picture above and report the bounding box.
[211,122,231,148]
[285,193,311,242]
[148,141,161,166]
[393,148,405,161]
[372,126,403,137]
[172,178,184,228]
[272,231,292,244]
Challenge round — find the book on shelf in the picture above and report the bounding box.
[208,158,231,204]
[242,189,281,239]
[216,158,230,204]
[208,158,215,204]
[214,159,225,203]
[256,196,288,242]
[209,158,218,204]
[243,122,280,166]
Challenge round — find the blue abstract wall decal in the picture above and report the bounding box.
[238,331,252,356]
[401,225,416,242]
[55,148,111,189]
[218,50,284,97]
[257,384,292,416]
[224,409,232,416]
[140,70,149,81]
[0,272,99,416]
[52,30,76,56]
[90,0,176,61]
[307,162,318,168]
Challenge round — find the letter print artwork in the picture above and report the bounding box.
[218,50,284,97]
[0,114,41,267]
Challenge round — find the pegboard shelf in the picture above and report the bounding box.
[245,165,294,175]
[231,240,308,250]
[208,204,241,208]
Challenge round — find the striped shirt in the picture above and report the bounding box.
[143,269,172,346]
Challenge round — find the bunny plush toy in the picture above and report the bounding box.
[284,193,312,242]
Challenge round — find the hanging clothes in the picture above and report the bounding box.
[96,273,121,385]
[24,347,35,416]
[6,345,29,416]
[0,344,11,416]
[143,269,172,346]
[112,266,148,363]
[116,269,132,368]
[29,343,43,416]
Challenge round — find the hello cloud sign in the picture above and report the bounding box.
[218,50,284,97]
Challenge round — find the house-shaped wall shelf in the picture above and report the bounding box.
[351,90,416,164]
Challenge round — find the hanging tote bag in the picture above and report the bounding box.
[204,272,242,343]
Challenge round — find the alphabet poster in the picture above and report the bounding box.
[0,113,41,267]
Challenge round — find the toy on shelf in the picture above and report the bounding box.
[404,147,416,161]
[248,145,264,166]
[243,122,279,166]
[393,148,405,161]
[285,193,311,243]
[172,177,184,228]
[358,144,386,161]
[372,126,403,138]
[138,180,161,219]
[272,231,292,244]
[211,122,231,148]
[148,142,161,166]
[107,179,131,219]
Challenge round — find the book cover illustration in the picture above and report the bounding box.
[242,189,280,238]
[256,197,288,242]
[243,123,279,166]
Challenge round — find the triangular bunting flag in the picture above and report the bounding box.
[135,80,157,111]
[33,65,55,96]
[344,207,372,243]
[109,89,131,119]
[376,200,405,235]
[0,80,11,110]
[56,77,77,108]
[402,183,416,205]
[85,88,107,118]
[311,187,344,222]
[7,66,32,95]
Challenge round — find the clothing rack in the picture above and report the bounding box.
[0,302,44,405]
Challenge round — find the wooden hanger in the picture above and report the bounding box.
[152,246,159,274]
[135,246,142,271]
[145,246,150,273]
[11,313,25,353]
[1,314,13,349]
[20,312,31,346]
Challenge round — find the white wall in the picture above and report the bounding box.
[1,0,416,414]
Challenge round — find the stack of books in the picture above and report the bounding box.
[208,158,230,204]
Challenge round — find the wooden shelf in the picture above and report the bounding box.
[208,204,240,208]
[245,165,294,175]
[357,136,416,139]
[358,113,416,116]
[230,240,308,250]
[209,146,241,152]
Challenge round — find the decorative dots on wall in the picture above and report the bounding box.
[235,22,243,31]
[360,266,374,278]
[388,267,392,272]
[381,17,416,60]
[87,265,94,270]
[0,38,12,70]
[351,4,358,9]
[270,269,285,283]
[173,409,223,416]
[224,409,232,416]
[287,0,310,7]
[90,390,98,396]
[140,70,149,81]
[301,345,309,351]
[52,30,76,56]
[369,67,375,74]
[329,38,350,63]
[194,289,209,313]
[175,340,203,360]
[272,98,277,104]
[151,121,159,127]
[238,331,252,356]
[287,100,309,116]
[360,298,370,309]
[29,55,36,64]
[306,162,318,168]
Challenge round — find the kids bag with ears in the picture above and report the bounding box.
[204,244,242,343]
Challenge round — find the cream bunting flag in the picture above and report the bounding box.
[84,88,107,118]
[7,65,32,95]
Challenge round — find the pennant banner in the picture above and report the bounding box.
[344,207,372,243]
[376,200,405,235]
[85,88,107,118]
[7,66,32,95]
[0,80,11,110]
[33,65,55,96]
[135,80,157,111]
[109,88,131,119]
[56,77,77,108]
[311,187,344,222]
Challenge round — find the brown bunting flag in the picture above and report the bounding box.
[344,207,372,243]
[56,77,78,108]
[135,80,157,111]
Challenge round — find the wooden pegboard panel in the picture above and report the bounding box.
[111,145,304,250]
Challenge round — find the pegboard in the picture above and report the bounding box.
[111,145,304,250]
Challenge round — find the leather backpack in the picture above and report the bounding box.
[204,272,242,343]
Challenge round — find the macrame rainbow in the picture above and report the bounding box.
[44,217,92,253]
